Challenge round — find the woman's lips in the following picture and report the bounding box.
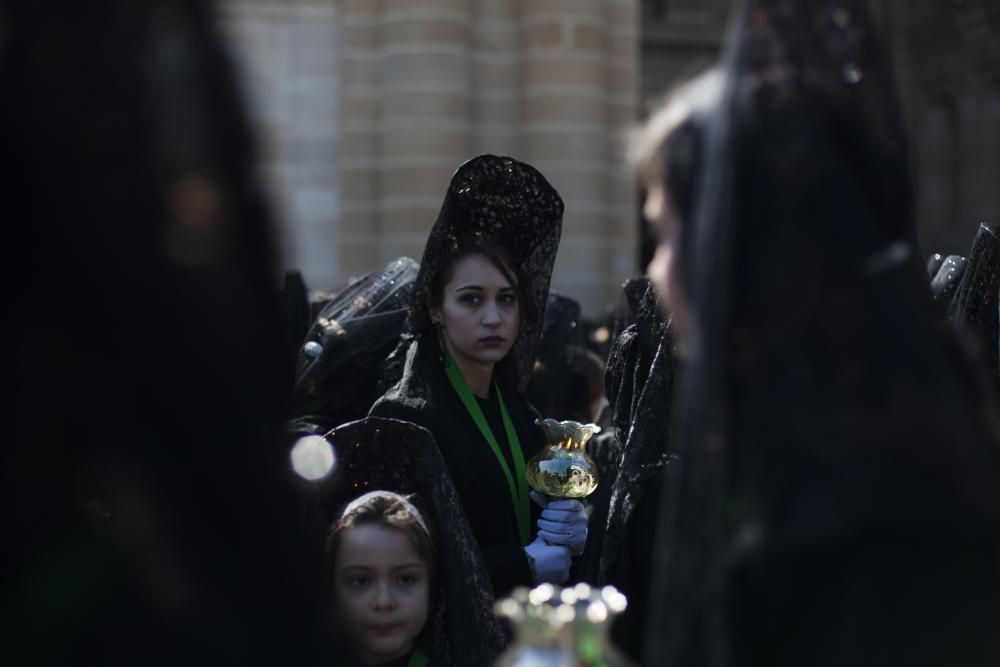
[479,335,505,345]
[369,622,403,635]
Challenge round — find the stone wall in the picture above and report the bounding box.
[220,0,640,315]
[217,0,342,289]
[339,0,640,313]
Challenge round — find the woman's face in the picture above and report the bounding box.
[644,183,690,339]
[334,524,431,665]
[431,253,520,368]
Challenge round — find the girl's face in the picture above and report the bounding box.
[644,183,690,339]
[431,253,520,369]
[334,524,430,665]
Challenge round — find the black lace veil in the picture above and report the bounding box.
[286,257,419,437]
[378,154,564,396]
[525,292,592,421]
[308,417,508,666]
[575,279,676,660]
[644,1,1000,664]
[596,280,676,578]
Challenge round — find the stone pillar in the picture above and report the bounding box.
[521,0,638,312]
[218,0,341,287]
[376,0,474,261]
[339,0,381,279]
[472,0,521,156]
[607,0,641,297]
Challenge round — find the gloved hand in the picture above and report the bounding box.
[531,491,589,556]
[524,536,572,585]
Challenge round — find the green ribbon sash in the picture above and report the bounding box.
[444,355,530,546]
[408,648,428,667]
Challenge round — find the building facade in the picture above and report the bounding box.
[218,0,999,317]
[220,0,639,315]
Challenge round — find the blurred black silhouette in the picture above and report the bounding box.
[1,2,330,664]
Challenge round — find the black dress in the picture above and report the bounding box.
[371,340,545,596]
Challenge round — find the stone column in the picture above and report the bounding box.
[472,0,521,156]
[339,0,381,279]
[521,0,638,312]
[219,0,342,288]
[607,0,640,298]
[376,0,474,261]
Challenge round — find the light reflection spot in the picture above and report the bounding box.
[290,435,336,481]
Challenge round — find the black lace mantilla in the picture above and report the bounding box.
[379,154,564,395]
[579,279,676,586]
[286,257,419,437]
[308,417,507,666]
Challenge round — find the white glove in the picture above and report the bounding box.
[524,536,572,584]
[531,491,589,556]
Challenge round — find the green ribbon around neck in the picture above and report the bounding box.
[408,648,428,667]
[443,354,530,546]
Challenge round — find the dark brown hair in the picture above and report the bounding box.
[629,66,723,227]
[326,490,436,579]
[428,236,522,314]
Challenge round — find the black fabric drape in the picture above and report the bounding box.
[643,2,1000,666]
[286,257,419,438]
[1,1,328,664]
[371,344,545,597]
[577,279,677,661]
[309,417,507,667]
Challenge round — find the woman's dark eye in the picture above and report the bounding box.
[398,573,419,586]
[348,576,370,588]
[498,293,517,306]
[459,294,481,305]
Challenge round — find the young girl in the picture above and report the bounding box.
[370,154,588,597]
[328,490,436,667]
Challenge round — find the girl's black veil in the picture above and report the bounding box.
[310,416,507,666]
[645,1,1000,664]
[378,154,564,398]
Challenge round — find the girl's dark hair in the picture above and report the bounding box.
[325,490,438,661]
[629,67,723,224]
[326,490,436,579]
[629,67,723,291]
[428,235,521,312]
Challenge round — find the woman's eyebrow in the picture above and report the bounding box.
[455,284,483,292]
[392,562,426,571]
[337,563,373,572]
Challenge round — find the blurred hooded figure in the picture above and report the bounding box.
[1,2,330,664]
[632,1,1000,666]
